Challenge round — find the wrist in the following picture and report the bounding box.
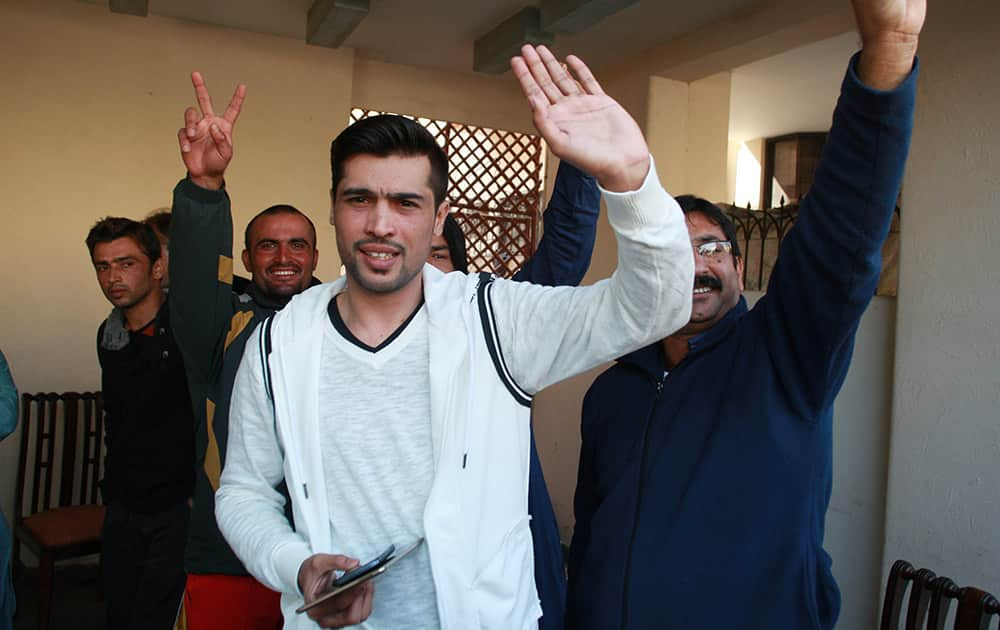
[858,34,918,91]
[596,155,650,193]
[188,173,225,191]
[298,560,309,596]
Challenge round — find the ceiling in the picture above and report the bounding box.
[85,0,768,76]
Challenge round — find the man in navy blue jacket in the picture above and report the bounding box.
[566,1,924,628]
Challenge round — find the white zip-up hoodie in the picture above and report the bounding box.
[216,161,693,629]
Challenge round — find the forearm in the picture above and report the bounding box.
[761,53,917,413]
[514,160,600,286]
[216,335,312,594]
[496,158,693,393]
[770,54,917,303]
[169,177,238,382]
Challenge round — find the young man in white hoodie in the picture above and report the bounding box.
[214,45,695,629]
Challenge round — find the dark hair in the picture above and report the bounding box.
[674,195,742,264]
[86,217,161,262]
[442,214,468,273]
[330,114,448,208]
[244,204,317,252]
[144,209,171,239]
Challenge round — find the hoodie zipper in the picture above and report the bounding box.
[620,371,667,630]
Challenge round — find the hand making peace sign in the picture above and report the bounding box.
[177,72,247,190]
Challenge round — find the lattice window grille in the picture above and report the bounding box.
[349,108,546,277]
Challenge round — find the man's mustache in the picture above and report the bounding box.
[353,238,406,253]
[694,275,722,290]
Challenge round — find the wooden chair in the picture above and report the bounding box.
[882,559,1000,630]
[13,391,106,630]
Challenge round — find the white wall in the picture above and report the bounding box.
[727,32,859,206]
[825,297,897,630]
[883,0,1000,594]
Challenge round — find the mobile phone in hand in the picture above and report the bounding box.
[295,538,424,614]
[330,544,395,588]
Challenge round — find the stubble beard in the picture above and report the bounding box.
[343,255,421,295]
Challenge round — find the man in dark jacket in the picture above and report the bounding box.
[566,1,925,628]
[170,72,599,630]
[87,217,194,630]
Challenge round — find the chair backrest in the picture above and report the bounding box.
[882,559,1000,630]
[14,391,105,522]
[927,577,961,630]
[953,587,1000,630]
[907,568,940,629]
[883,560,917,630]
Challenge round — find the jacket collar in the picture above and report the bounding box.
[617,295,749,378]
[686,295,748,356]
[241,276,323,311]
[100,301,169,351]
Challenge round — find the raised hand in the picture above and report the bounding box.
[511,45,649,193]
[852,0,926,89]
[177,72,247,190]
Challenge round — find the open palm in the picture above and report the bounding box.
[512,46,648,192]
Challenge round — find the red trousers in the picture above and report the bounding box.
[177,573,282,630]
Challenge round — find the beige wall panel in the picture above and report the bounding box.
[0,0,354,524]
[647,76,690,196]
[685,71,731,202]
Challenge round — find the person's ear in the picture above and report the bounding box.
[434,201,450,235]
[241,249,252,273]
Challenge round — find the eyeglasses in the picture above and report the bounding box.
[693,240,733,259]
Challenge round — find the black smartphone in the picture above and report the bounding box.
[330,544,395,588]
[295,538,424,614]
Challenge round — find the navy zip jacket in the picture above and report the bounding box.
[566,54,916,630]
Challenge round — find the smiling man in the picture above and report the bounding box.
[241,205,319,299]
[214,44,694,630]
[86,217,194,630]
[167,64,601,629]
[167,77,320,627]
[566,1,925,628]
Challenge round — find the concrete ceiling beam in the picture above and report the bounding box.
[109,0,148,17]
[307,0,369,49]
[473,7,554,75]
[540,0,639,34]
[610,0,855,82]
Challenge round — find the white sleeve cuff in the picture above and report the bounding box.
[598,156,681,239]
[274,540,315,595]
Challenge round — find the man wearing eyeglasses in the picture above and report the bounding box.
[565,0,924,628]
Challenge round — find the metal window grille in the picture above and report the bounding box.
[722,202,898,296]
[721,203,799,291]
[349,108,546,277]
